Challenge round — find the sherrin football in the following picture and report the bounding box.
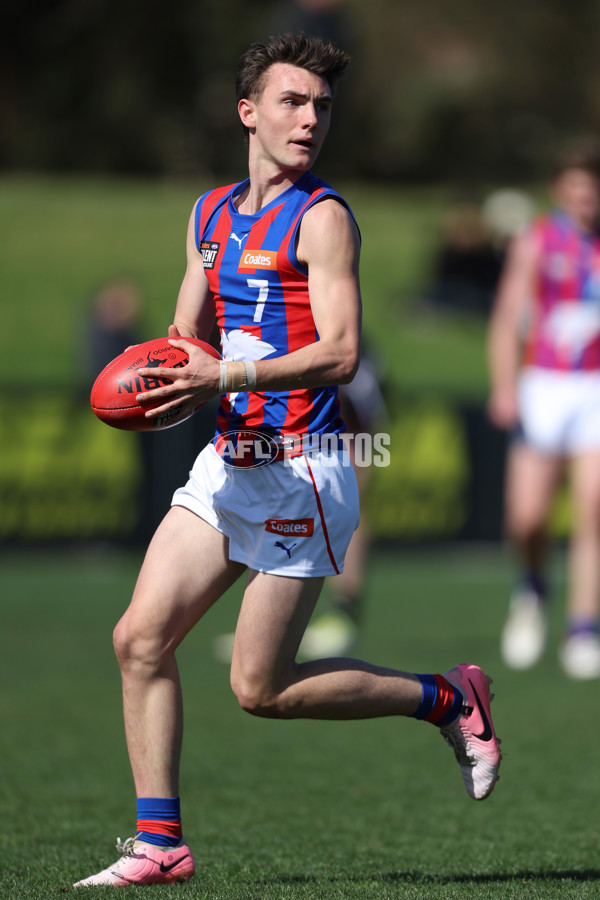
[90,337,221,431]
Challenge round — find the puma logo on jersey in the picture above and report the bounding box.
[230,232,245,250]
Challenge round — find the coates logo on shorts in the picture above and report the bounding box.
[265,517,315,536]
[214,429,284,468]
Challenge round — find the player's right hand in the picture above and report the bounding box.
[487,387,519,430]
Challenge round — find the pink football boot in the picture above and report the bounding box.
[439,663,501,800]
[73,835,195,887]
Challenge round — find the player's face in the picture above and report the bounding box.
[241,63,332,175]
[554,168,600,231]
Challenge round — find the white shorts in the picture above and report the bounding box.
[517,367,600,455]
[172,444,360,577]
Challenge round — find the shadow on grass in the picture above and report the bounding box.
[252,869,600,886]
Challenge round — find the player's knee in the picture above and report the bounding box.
[113,616,140,668]
[113,615,163,673]
[506,507,544,543]
[230,671,281,718]
[113,616,128,661]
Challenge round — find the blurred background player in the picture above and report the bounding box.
[214,343,388,663]
[426,200,505,318]
[298,344,388,657]
[487,139,600,679]
[418,189,532,321]
[83,276,144,383]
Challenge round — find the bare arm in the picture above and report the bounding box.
[170,203,218,342]
[255,197,362,389]
[487,232,537,429]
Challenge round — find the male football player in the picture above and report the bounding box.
[75,32,501,887]
[488,142,600,679]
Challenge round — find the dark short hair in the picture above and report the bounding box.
[236,32,351,137]
[553,137,600,181]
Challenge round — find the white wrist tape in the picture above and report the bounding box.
[244,361,257,391]
[219,360,257,393]
[219,360,228,393]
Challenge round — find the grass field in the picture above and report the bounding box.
[3,545,600,899]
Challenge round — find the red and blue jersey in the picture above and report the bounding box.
[524,211,600,370]
[194,170,359,446]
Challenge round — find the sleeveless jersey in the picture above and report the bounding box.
[523,211,600,370]
[194,170,359,450]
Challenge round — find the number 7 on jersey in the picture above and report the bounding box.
[247,278,269,323]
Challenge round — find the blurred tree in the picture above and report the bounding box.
[354,0,600,183]
[3,0,600,183]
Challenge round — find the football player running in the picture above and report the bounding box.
[75,32,500,888]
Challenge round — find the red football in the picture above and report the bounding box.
[90,337,221,431]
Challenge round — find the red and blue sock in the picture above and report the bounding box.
[136,797,182,848]
[412,674,463,727]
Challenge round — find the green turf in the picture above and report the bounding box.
[2,546,599,898]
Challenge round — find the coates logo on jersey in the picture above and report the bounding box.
[265,518,315,537]
[200,241,220,269]
[238,249,277,271]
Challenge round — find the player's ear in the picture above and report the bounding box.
[238,98,256,132]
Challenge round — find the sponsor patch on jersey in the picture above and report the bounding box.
[238,249,277,271]
[200,241,220,269]
[265,517,314,537]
